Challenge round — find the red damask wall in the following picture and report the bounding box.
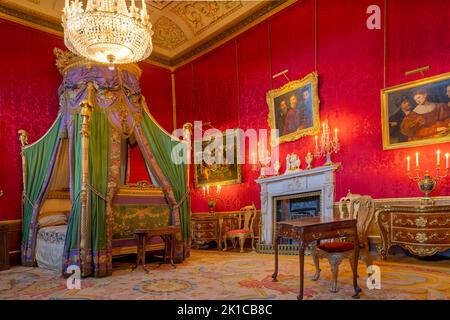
[0,0,448,220]
[174,0,450,213]
[0,19,173,221]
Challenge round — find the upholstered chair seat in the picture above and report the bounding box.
[317,242,355,253]
[222,205,256,253]
[227,229,250,235]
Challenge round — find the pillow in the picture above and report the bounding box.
[38,212,68,228]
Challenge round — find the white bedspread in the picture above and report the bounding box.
[35,225,67,272]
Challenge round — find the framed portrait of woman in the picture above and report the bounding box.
[381,72,450,150]
[266,72,320,144]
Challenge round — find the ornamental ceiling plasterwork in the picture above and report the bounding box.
[0,0,292,66]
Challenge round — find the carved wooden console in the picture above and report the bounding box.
[376,205,450,258]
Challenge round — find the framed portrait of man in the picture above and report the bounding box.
[193,129,242,188]
[267,72,320,144]
[381,72,450,150]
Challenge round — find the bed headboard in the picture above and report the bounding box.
[40,190,71,214]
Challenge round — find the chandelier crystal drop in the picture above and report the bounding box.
[62,0,154,67]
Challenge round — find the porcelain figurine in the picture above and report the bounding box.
[305,151,313,170]
[273,161,281,175]
[285,154,291,173]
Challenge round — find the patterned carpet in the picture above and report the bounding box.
[0,250,448,300]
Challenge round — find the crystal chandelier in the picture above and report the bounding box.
[62,0,153,68]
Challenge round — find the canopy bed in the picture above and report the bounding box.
[19,49,190,277]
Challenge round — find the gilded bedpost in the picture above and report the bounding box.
[18,130,29,223]
[79,83,93,276]
[182,122,193,254]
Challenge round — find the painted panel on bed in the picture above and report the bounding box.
[112,204,170,240]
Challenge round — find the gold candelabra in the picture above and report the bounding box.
[202,184,222,213]
[314,120,339,166]
[407,151,449,205]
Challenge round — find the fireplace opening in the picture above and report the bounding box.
[274,191,321,245]
[275,191,321,222]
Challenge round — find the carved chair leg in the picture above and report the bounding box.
[363,250,373,268]
[349,254,357,278]
[232,238,237,249]
[222,236,228,251]
[310,247,321,281]
[239,236,245,253]
[328,255,343,293]
[251,234,255,251]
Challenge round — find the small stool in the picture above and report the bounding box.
[132,229,150,273]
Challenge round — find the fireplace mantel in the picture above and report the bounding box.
[256,164,341,245]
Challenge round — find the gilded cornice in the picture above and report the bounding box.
[0,3,62,36]
[0,0,296,69]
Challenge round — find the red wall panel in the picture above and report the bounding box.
[0,19,63,221]
[386,0,450,86]
[131,62,174,183]
[174,65,194,128]
[139,62,173,132]
[175,0,450,213]
[192,42,239,131]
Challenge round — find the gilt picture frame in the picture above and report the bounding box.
[267,72,320,144]
[381,72,450,150]
[193,129,242,188]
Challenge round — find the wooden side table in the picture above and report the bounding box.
[132,230,150,273]
[273,217,361,300]
[132,226,180,272]
[147,225,180,268]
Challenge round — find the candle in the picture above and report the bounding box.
[315,135,318,150]
[446,153,449,169]
[206,185,209,196]
[217,185,221,195]
[407,156,410,172]
[202,186,206,197]
[334,128,338,142]
[415,152,419,168]
[437,150,441,166]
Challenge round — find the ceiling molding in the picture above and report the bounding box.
[0,1,297,69]
[171,0,296,68]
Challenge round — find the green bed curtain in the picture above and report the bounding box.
[63,110,111,277]
[139,112,190,246]
[63,114,82,272]
[22,116,62,266]
[89,110,111,277]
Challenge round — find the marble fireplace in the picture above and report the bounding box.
[255,165,340,252]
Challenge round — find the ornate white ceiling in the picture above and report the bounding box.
[0,0,292,66]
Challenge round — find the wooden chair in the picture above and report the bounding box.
[222,204,257,253]
[310,194,375,292]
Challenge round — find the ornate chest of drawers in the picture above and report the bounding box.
[191,211,260,249]
[376,205,450,258]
